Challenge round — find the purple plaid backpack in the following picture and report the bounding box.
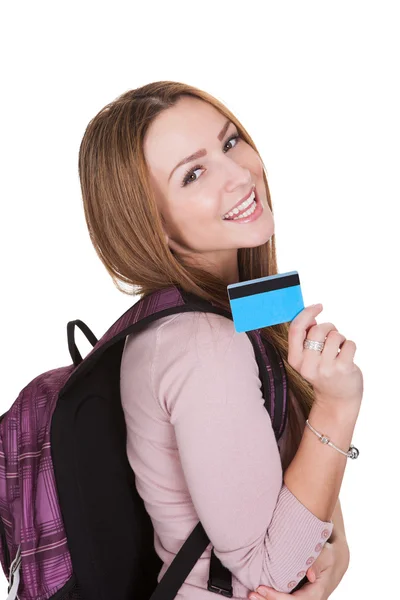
[0,285,294,600]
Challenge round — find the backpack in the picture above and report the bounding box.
[0,285,297,600]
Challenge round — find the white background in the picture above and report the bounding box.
[1,1,399,598]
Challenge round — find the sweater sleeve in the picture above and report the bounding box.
[152,311,333,593]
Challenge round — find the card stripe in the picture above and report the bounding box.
[227,273,300,300]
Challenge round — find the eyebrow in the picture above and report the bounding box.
[168,119,232,182]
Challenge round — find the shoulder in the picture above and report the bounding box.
[123,310,234,354]
[122,310,259,393]
[155,310,255,360]
[152,312,263,418]
[150,312,260,397]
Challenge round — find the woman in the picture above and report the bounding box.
[78,81,362,599]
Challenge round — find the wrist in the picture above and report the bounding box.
[309,402,359,432]
[312,395,361,423]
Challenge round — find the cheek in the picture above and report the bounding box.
[180,186,217,221]
[247,149,264,177]
[236,145,264,179]
[171,193,212,234]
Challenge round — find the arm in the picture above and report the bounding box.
[154,312,334,594]
[252,500,350,599]
[330,498,347,544]
[329,497,350,576]
[284,403,360,523]
[304,497,350,592]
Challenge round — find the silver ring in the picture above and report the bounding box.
[303,339,325,352]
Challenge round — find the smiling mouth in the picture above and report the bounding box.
[222,186,257,220]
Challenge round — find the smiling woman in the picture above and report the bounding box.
[77,81,337,599]
[142,95,273,282]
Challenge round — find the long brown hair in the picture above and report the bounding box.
[78,81,316,471]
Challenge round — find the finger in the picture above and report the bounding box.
[304,322,340,351]
[306,319,318,332]
[252,579,316,599]
[336,338,357,363]
[289,581,316,597]
[254,582,315,599]
[288,305,324,365]
[306,567,317,583]
[291,304,323,330]
[317,330,345,361]
[252,586,291,599]
[306,546,329,582]
[307,561,331,584]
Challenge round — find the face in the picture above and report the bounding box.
[143,96,274,284]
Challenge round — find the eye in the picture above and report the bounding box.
[181,164,204,187]
[223,134,240,152]
[180,133,241,187]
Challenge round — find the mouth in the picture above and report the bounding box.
[222,185,257,220]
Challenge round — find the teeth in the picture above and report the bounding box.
[223,190,256,219]
[232,200,257,219]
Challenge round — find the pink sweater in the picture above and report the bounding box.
[120,311,334,598]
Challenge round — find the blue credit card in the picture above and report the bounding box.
[227,271,304,333]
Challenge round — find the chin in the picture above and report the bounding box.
[242,219,274,248]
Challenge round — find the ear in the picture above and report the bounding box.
[159,213,171,245]
[163,232,188,256]
[161,227,174,251]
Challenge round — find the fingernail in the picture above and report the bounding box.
[249,595,259,600]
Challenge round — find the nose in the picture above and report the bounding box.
[222,158,252,194]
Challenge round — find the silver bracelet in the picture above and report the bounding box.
[305,420,360,460]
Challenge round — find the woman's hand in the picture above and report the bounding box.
[248,538,350,600]
[287,304,363,414]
